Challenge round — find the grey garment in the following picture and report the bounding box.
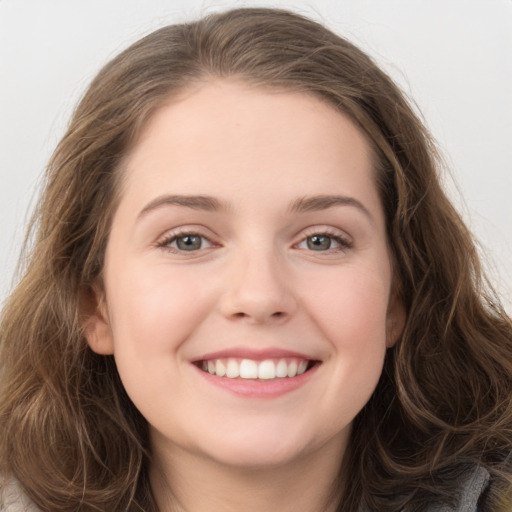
[0,466,491,512]
[402,465,490,512]
[429,465,490,512]
[0,478,39,512]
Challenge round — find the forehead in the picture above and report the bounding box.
[118,80,381,217]
[131,80,369,154]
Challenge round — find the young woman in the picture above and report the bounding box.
[1,7,511,512]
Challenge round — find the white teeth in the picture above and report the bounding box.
[287,360,298,378]
[239,359,258,379]
[215,360,226,377]
[258,360,275,379]
[226,359,240,378]
[199,357,312,380]
[276,359,288,378]
[297,360,308,375]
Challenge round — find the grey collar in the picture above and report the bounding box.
[403,465,490,512]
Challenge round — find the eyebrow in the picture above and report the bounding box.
[137,193,373,221]
[137,194,226,220]
[289,195,373,220]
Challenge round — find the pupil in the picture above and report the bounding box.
[177,235,201,251]
[307,235,331,251]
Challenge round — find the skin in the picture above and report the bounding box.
[85,80,404,512]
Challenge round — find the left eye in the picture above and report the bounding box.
[297,234,346,251]
[164,234,212,252]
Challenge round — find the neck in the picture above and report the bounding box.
[149,436,346,512]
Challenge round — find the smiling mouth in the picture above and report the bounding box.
[195,358,318,380]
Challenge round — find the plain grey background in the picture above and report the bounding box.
[1,0,511,312]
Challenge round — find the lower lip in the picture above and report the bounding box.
[193,364,319,398]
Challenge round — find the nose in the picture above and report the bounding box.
[219,247,297,325]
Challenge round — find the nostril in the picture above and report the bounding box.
[229,310,286,322]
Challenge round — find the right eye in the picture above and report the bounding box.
[301,234,339,251]
[295,230,352,253]
[158,233,214,252]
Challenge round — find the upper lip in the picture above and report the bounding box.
[191,347,319,362]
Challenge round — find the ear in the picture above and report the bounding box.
[386,287,406,348]
[80,284,115,355]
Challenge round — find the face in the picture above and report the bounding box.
[85,80,403,471]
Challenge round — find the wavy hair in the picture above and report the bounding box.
[1,8,511,511]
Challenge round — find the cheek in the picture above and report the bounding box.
[105,261,215,355]
[304,269,390,425]
[103,262,216,420]
[302,266,390,346]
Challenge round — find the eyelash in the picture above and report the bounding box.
[295,228,353,253]
[156,228,353,254]
[156,229,216,254]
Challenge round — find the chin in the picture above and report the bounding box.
[206,442,307,470]
[197,423,331,470]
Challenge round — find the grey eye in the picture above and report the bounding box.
[176,235,203,251]
[306,235,332,251]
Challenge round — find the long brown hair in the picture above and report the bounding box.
[1,8,511,511]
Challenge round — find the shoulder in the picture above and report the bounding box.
[411,465,490,512]
[0,477,40,512]
[442,464,489,512]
